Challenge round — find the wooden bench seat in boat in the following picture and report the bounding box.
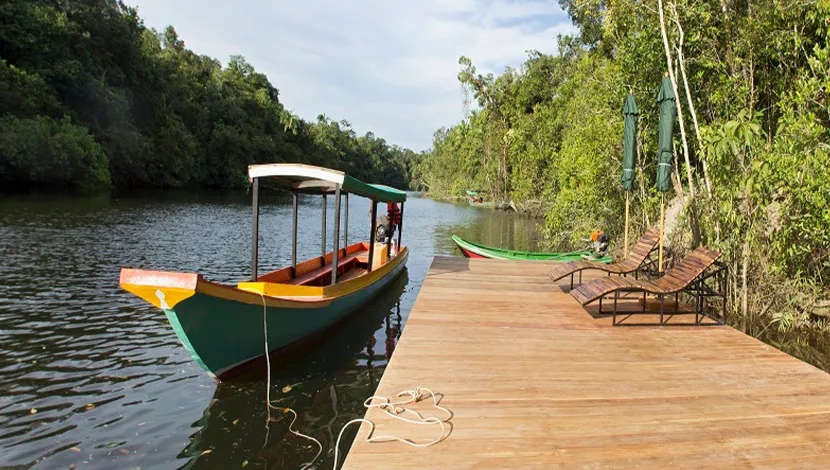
[288,255,366,287]
[255,242,369,286]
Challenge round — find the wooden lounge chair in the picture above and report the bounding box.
[547,228,661,289]
[570,246,726,326]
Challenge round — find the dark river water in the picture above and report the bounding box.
[1,191,828,469]
[0,191,543,470]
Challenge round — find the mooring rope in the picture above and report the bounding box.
[255,290,451,470]
[256,290,323,470]
[331,386,452,469]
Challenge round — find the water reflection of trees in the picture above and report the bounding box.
[178,272,408,470]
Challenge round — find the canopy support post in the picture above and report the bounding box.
[344,193,349,248]
[397,202,404,252]
[387,203,392,260]
[367,201,377,272]
[321,194,327,257]
[250,178,259,282]
[291,189,298,276]
[332,185,342,285]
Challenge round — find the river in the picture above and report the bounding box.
[0,191,541,469]
[1,191,828,469]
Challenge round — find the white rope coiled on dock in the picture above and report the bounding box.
[254,290,452,470]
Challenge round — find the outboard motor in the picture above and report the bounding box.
[591,231,610,258]
[376,215,391,243]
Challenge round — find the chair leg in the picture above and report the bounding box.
[660,294,665,325]
[696,289,702,325]
[570,273,574,290]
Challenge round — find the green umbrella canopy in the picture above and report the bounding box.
[656,76,676,192]
[621,94,638,191]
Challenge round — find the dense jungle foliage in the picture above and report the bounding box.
[415,0,829,332]
[0,0,417,191]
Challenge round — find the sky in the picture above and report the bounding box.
[126,0,575,152]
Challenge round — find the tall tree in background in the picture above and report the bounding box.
[0,0,416,191]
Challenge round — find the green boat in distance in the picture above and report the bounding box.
[452,234,613,263]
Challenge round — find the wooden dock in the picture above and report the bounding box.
[343,256,830,468]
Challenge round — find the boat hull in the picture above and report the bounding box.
[121,249,408,381]
[452,235,612,263]
[458,246,487,258]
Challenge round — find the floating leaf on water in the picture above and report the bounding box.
[200,449,213,456]
[85,404,95,410]
[118,448,130,455]
[29,408,37,414]
[242,460,249,467]
[70,447,81,452]
[232,419,239,425]
[281,382,301,393]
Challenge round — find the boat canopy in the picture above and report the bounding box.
[248,163,406,203]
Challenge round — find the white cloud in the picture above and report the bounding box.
[127,0,575,151]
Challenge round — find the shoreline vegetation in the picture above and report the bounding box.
[2,1,828,340]
[0,0,417,192]
[413,0,829,336]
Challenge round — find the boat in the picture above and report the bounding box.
[120,164,409,381]
[466,189,493,207]
[451,234,613,262]
[466,190,511,209]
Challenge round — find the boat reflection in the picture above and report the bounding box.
[177,270,409,469]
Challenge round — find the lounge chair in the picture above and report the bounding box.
[570,246,727,326]
[547,228,661,289]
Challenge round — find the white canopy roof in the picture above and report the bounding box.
[247,163,406,203]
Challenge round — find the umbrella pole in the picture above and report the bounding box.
[659,193,665,273]
[624,192,630,258]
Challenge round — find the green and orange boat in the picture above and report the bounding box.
[451,234,613,262]
[120,164,408,381]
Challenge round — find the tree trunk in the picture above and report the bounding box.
[671,2,712,197]
[636,134,650,228]
[719,0,737,76]
[658,0,696,200]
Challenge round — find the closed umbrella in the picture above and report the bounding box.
[656,73,676,271]
[621,93,638,257]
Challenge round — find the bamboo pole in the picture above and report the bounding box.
[624,192,630,258]
[659,193,665,273]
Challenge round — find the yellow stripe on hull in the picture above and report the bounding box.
[120,247,409,310]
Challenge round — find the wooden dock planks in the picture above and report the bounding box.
[342,256,830,469]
